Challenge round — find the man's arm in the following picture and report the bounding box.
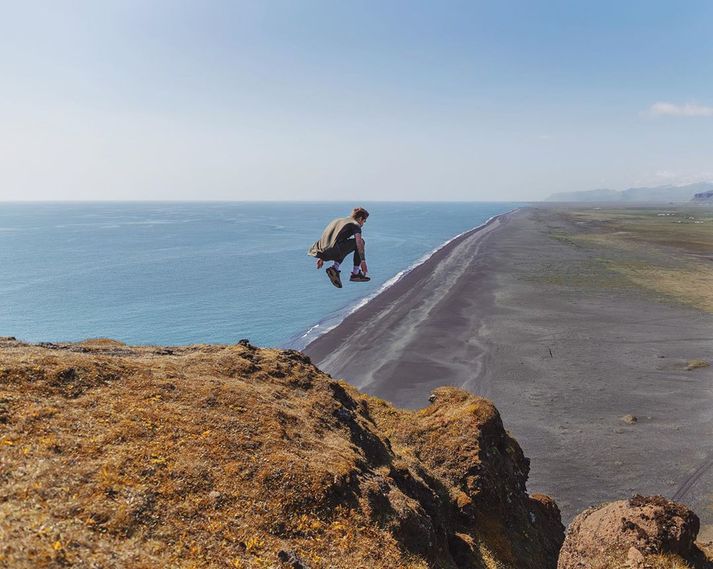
[355,233,368,274]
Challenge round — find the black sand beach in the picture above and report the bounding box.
[305,207,713,536]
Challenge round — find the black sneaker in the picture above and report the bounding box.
[350,271,371,282]
[326,266,342,288]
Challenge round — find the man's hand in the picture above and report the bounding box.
[360,260,368,275]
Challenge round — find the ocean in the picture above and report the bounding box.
[0,202,520,348]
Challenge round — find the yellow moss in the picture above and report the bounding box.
[244,536,265,555]
[0,340,556,568]
[686,359,711,371]
[611,266,713,312]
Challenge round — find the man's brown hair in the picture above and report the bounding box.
[351,207,369,222]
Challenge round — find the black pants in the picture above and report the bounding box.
[319,238,362,266]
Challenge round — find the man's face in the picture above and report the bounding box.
[358,217,367,227]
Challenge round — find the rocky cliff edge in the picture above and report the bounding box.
[0,338,710,568]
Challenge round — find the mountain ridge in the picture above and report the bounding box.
[546,181,713,203]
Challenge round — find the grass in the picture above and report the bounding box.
[542,207,713,313]
[0,342,413,568]
[686,359,711,371]
[0,340,564,569]
[563,208,713,254]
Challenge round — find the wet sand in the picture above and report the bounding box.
[305,207,713,534]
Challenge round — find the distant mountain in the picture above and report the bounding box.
[546,182,713,203]
[692,189,713,202]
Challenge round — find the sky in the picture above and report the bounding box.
[1,0,713,201]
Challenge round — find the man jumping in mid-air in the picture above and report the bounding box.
[308,207,370,288]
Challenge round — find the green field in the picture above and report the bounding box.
[543,206,713,313]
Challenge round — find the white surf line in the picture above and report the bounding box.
[293,208,519,350]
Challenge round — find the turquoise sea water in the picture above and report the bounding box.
[0,202,520,348]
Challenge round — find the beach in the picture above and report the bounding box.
[305,206,713,535]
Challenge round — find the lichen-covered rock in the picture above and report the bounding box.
[366,386,565,568]
[558,495,711,569]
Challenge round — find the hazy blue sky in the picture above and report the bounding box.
[2,1,713,201]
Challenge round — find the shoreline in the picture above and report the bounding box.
[303,210,511,378]
[303,206,713,534]
[292,209,516,351]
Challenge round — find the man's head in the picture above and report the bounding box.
[351,207,369,226]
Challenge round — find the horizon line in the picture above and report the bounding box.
[0,199,535,204]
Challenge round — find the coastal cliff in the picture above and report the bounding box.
[1,337,710,568]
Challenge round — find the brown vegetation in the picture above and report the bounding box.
[686,360,711,371]
[0,338,562,568]
[3,337,710,568]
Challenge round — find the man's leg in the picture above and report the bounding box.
[320,240,355,288]
[350,243,361,275]
[331,239,357,271]
[345,239,370,282]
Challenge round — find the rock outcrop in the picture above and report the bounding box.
[0,338,563,568]
[558,495,712,569]
[2,338,710,568]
